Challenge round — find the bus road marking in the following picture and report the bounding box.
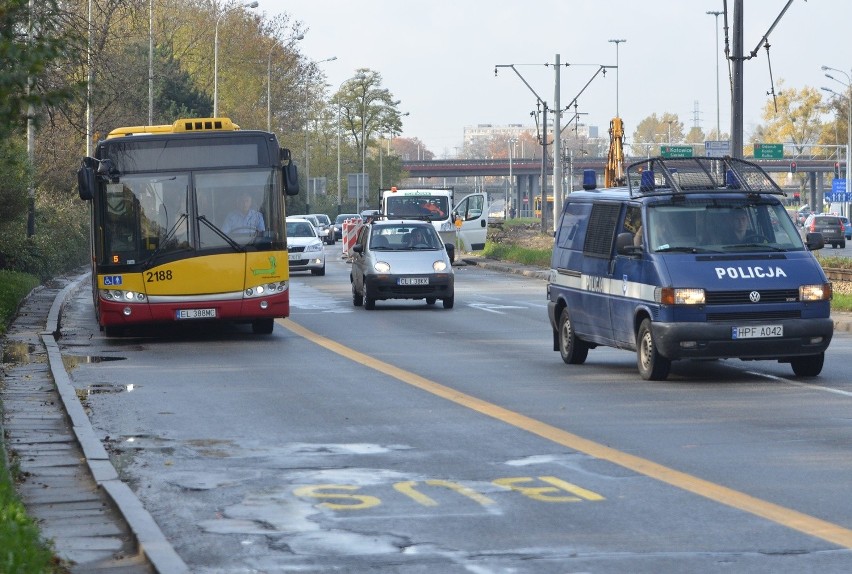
[281,319,852,549]
[293,476,601,511]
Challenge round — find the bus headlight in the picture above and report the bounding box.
[100,289,146,303]
[245,281,287,298]
[800,283,832,301]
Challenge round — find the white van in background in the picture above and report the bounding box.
[380,187,488,253]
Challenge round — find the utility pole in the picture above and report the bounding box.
[731,0,744,158]
[553,54,562,229]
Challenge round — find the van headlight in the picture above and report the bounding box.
[374,261,391,273]
[658,287,705,305]
[433,260,447,272]
[800,283,832,301]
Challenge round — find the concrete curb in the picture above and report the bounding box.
[41,273,189,574]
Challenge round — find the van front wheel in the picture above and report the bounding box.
[558,308,588,364]
[637,319,671,381]
[790,353,824,377]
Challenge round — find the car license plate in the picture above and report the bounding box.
[398,277,429,286]
[731,324,783,339]
[288,253,302,261]
[176,308,216,320]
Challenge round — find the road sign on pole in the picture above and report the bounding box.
[704,140,731,158]
[660,145,693,158]
[753,143,784,159]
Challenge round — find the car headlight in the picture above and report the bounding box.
[374,261,391,273]
[305,242,323,252]
[433,260,447,272]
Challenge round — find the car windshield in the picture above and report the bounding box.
[645,200,805,253]
[286,221,316,238]
[370,225,442,250]
[336,214,360,224]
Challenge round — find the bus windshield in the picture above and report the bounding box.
[101,168,281,265]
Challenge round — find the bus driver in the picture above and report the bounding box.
[223,192,265,235]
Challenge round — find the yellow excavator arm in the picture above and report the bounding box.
[605,117,625,187]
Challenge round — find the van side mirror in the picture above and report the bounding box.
[805,231,824,251]
[616,231,642,256]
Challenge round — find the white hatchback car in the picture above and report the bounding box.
[286,217,326,276]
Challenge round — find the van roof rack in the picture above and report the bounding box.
[626,156,786,198]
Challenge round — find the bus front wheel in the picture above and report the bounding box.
[252,318,274,334]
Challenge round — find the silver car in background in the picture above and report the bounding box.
[350,219,454,310]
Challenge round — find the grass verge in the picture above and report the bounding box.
[1,270,65,572]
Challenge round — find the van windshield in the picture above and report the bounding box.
[646,201,805,253]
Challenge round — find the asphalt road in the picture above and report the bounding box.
[55,245,852,573]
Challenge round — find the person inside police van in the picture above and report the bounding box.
[731,207,752,242]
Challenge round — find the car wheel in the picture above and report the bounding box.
[252,318,274,334]
[425,297,436,305]
[791,353,824,377]
[442,296,454,309]
[636,318,671,381]
[363,280,376,310]
[352,284,362,306]
[841,240,847,249]
[558,308,588,365]
[312,265,326,276]
[363,292,376,310]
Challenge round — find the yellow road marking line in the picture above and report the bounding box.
[281,319,852,548]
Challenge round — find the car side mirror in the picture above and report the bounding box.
[444,242,455,263]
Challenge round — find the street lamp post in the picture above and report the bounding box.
[507,138,517,219]
[822,64,852,217]
[608,39,626,117]
[267,34,304,132]
[213,0,258,118]
[707,10,723,138]
[304,56,337,212]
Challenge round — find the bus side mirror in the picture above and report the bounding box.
[280,148,299,196]
[283,162,300,196]
[77,157,96,201]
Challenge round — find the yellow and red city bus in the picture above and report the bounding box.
[77,117,300,335]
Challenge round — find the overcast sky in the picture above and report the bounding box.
[264,1,851,158]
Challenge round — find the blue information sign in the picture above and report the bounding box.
[827,178,849,202]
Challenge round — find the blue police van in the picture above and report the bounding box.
[547,157,833,381]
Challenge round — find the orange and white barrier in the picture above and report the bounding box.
[342,219,362,259]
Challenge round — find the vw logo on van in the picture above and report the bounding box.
[749,291,761,303]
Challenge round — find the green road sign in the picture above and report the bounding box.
[661,145,693,158]
[754,143,784,159]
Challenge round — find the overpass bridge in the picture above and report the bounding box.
[400,157,842,217]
